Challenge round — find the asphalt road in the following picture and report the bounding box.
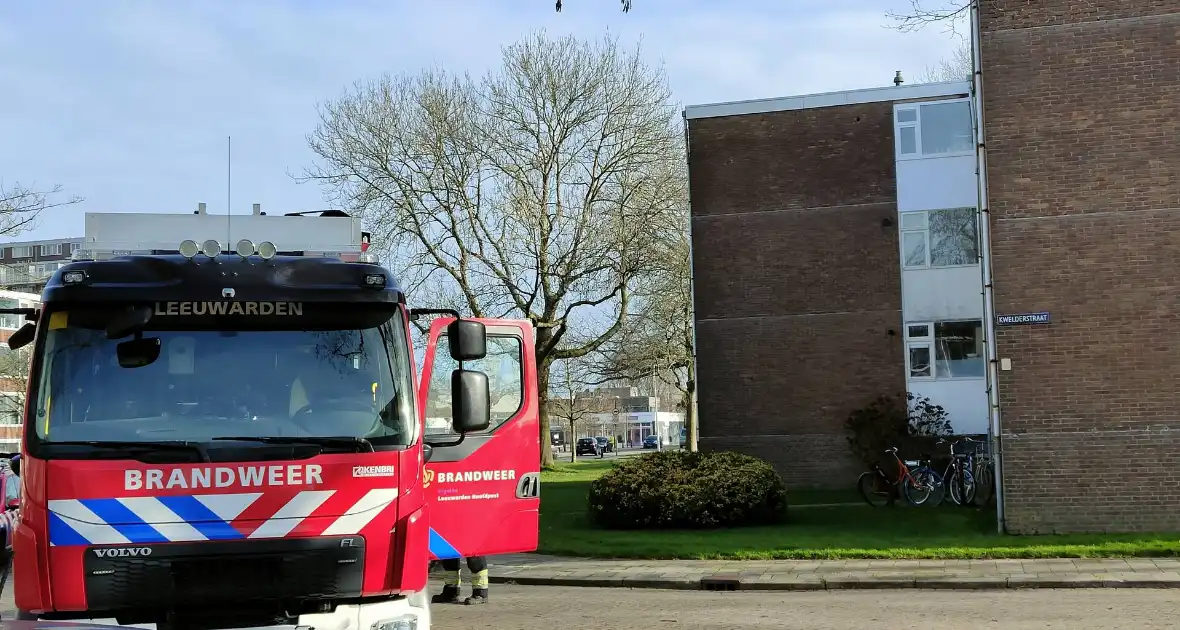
[6,581,1177,628]
[433,584,1180,629]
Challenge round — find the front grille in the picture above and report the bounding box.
[81,536,365,613]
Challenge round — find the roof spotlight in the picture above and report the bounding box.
[257,241,277,260]
[200,239,222,258]
[179,240,199,259]
[235,239,256,258]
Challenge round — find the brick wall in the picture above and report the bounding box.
[687,101,905,488]
[982,1,1180,532]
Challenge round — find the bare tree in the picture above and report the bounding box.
[550,359,598,462]
[592,209,696,451]
[0,182,81,238]
[0,348,31,425]
[554,0,631,12]
[304,32,685,468]
[918,43,973,83]
[886,0,971,34]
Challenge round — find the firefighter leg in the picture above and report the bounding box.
[0,546,12,619]
[431,558,464,604]
[464,555,489,605]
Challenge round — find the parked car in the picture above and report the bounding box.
[595,436,614,454]
[642,435,660,449]
[575,437,600,457]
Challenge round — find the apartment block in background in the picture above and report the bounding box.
[0,237,84,293]
[685,0,1180,533]
[685,80,982,487]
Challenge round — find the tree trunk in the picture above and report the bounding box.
[685,374,698,453]
[537,356,555,468]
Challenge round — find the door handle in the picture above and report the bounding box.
[515,472,540,499]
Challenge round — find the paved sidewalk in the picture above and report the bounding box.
[479,554,1180,591]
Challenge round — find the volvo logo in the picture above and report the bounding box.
[93,547,153,558]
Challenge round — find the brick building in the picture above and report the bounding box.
[685,0,1179,533]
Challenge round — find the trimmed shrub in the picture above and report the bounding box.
[845,392,952,468]
[587,450,787,530]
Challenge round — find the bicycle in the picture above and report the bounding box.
[936,437,979,506]
[857,446,943,508]
[972,446,996,506]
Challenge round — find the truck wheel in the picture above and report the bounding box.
[16,611,37,621]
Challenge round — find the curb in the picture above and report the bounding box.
[487,574,1180,591]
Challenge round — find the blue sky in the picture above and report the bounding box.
[0,0,965,242]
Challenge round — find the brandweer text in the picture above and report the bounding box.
[436,469,516,483]
[154,301,304,317]
[125,465,323,490]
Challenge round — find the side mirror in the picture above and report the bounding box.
[106,306,154,340]
[116,337,162,369]
[7,322,35,351]
[447,319,486,361]
[450,368,490,433]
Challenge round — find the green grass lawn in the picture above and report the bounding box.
[538,458,1180,560]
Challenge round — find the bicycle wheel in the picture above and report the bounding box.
[903,467,942,507]
[974,460,995,506]
[948,468,977,506]
[857,471,895,508]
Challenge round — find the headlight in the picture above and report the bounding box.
[371,616,417,630]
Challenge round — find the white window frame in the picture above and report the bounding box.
[899,209,980,270]
[40,243,61,256]
[895,106,919,158]
[894,97,975,161]
[900,212,929,269]
[905,321,935,381]
[10,246,30,259]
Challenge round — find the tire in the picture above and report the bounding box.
[974,461,995,506]
[16,611,37,621]
[947,468,977,506]
[857,471,894,508]
[903,467,942,507]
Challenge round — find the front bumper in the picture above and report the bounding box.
[52,591,433,630]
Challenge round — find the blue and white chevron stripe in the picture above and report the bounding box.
[47,489,398,546]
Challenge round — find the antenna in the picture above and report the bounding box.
[227,136,232,245]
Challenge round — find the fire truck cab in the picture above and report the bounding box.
[1,209,541,630]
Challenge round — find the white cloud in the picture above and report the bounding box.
[0,0,964,240]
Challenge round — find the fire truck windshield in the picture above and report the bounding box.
[30,308,416,449]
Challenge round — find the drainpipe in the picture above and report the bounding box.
[682,110,700,453]
[971,0,1005,533]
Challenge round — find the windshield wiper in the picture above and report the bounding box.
[47,440,211,462]
[211,436,375,453]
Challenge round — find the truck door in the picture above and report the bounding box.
[418,318,540,560]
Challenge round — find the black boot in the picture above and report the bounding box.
[464,588,489,605]
[431,585,463,604]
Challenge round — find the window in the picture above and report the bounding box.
[425,334,523,436]
[935,320,985,378]
[9,247,30,259]
[40,243,61,257]
[905,320,985,380]
[33,307,417,446]
[894,99,973,159]
[905,322,933,379]
[899,209,978,269]
[900,212,928,268]
[929,208,979,266]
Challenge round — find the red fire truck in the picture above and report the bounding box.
[0,209,540,629]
